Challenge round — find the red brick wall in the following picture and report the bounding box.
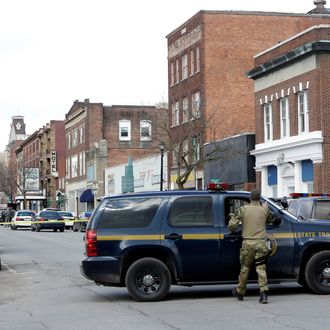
[104,106,168,167]
[168,11,330,144]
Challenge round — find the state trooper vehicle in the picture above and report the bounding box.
[80,182,330,301]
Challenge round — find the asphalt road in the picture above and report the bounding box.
[0,226,329,330]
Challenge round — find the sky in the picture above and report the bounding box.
[0,0,321,152]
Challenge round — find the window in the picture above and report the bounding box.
[264,103,273,141]
[169,196,213,227]
[225,198,249,224]
[87,163,95,181]
[119,120,131,141]
[79,151,85,176]
[182,97,189,122]
[79,124,85,144]
[280,97,290,138]
[72,129,78,147]
[71,155,78,178]
[170,62,174,86]
[196,46,200,73]
[175,59,180,83]
[98,198,161,229]
[190,49,195,76]
[191,92,200,118]
[66,134,71,149]
[314,200,330,220]
[66,157,70,178]
[192,136,200,161]
[298,91,309,134]
[172,102,179,126]
[182,54,188,80]
[140,120,152,141]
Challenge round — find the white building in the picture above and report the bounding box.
[104,153,168,195]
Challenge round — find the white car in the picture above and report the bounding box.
[58,211,75,229]
[11,210,36,230]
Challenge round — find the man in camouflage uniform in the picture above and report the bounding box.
[229,189,274,304]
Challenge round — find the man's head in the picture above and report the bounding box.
[250,189,261,201]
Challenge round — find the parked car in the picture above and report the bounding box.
[58,211,75,229]
[31,210,65,232]
[73,211,92,232]
[11,210,35,230]
[287,196,330,220]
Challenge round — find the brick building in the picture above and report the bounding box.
[248,24,330,197]
[38,120,66,208]
[65,99,167,213]
[15,131,43,210]
[167,2,330,190]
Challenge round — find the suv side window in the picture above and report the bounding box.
[224,197,249,225]
[297,200,313,220]
[169,196,213,227]
[97,198,161,229]
[314,200,330,220]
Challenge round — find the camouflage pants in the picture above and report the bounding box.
[236,239,269,295]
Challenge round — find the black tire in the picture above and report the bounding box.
[125,258,171,302]
[73,224,78,232]
[31,226,36,232]
[59,227,64,232]
[305,251,330,294]
[12,225,17,230]
[53,228,57,232]
[36,225,41,232]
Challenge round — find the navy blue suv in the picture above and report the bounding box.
[80,187,330,301]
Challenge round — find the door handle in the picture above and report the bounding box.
[164,233,183,240]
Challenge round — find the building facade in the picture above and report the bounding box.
[104,153,168,195]
[15,131,43,210]
[248,24,330,197]
[167,3,330,190]
[65,99,168,213]
[38,120,66,208]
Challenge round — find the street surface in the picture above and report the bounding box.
[0,226,329,330]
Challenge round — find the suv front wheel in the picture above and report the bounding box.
[305,251,330,294]
[125,257,171,302]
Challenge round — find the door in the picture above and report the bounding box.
[219,195,249,280]
[161,195,221,282]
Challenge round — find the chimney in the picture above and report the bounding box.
[309,0,329,14]
[84,98,90,103]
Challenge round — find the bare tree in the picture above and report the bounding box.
[0,154,39,209]
[153,100,234,190]
[0,161,16,203]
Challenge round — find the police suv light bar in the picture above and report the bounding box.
[207,179,228,191]
[290,192,330,198]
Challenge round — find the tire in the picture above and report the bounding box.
[73,224,78,232]
[305,251,330,294]
[53,228,57,232]
[125,258,171,302]
[31,226,36,232]
[59,227,64,232]
[12,225,17,230]
[36,225,41,232]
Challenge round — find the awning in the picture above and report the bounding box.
[80,189,94,203]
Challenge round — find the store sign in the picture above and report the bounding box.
[51,150,58,176]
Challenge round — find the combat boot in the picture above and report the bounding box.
[232,288,243,301]
[259,291,268,304]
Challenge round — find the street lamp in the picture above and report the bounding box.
[160,142,165,191]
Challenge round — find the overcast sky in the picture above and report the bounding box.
[0,0,321,152]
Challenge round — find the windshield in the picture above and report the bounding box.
[17,211,35,216]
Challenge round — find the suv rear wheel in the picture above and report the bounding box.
[125,257,171,302]
[305,251,330,294]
